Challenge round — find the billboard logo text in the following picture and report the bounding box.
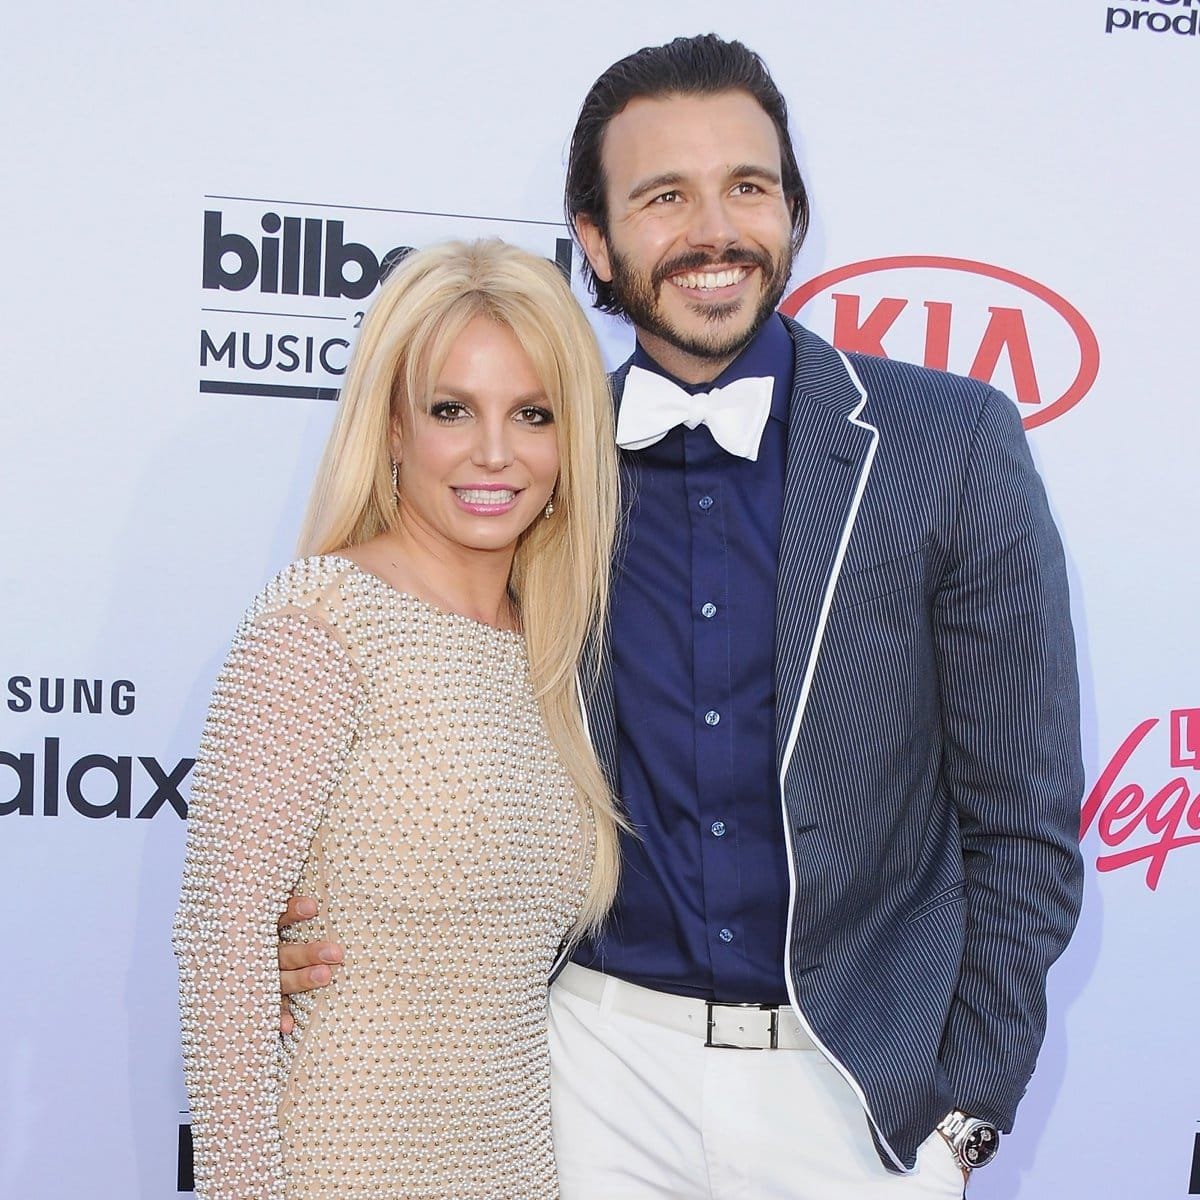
[203,210,411,300]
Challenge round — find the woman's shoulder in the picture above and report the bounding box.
[241,553,360,627]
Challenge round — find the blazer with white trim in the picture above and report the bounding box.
[578,318,1084,1172]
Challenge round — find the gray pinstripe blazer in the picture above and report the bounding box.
[579,318,1084,1172]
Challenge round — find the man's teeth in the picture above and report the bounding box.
[456,488,515,504]
[673,267,748,291]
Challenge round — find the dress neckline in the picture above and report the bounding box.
[323,554,525,643]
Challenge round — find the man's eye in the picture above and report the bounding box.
[517,406,554,426]
[429,401,469,422]
[651,191,681,205]
[733,182,762,195]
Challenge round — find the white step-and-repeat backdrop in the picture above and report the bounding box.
[2,3,1196,1197]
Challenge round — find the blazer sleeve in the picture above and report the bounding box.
[931,387,1084,1129]
[172,608,361,1200]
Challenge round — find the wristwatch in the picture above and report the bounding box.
[937,1110,1001,1170]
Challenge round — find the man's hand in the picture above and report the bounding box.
[278,896,343,1034]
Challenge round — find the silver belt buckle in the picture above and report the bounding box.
[705,1001,779,1049]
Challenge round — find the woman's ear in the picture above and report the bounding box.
[389,416,403,466]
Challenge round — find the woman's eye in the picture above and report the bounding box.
[429,401,468,422]
[517,406,554,426]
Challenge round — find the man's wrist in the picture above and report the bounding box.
[937,1110,1001,1170]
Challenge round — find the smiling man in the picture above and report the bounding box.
[543,33,1084,1200]
[574,87,796,378]
[276,33,1084,1200]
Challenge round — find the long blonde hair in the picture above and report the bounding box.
[298,238,622,936]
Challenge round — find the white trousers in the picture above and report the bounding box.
[549,973,967,1200]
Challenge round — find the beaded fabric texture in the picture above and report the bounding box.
[173,555,592,1200]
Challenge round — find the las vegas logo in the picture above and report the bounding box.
[1080,708,1200,890]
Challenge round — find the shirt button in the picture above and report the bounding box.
[710,820,727,838]
[704,710,720,726]
[698,494,714,510]
[701,602,717,619]
[719,928,735,943]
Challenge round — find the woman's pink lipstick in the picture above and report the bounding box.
[452,483,522,516]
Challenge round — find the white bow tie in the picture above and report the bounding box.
[615,366,774,461]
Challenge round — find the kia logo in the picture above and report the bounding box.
[781,256,1100,429]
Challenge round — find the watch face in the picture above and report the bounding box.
[963,1123,1000,1167]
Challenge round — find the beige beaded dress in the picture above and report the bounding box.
[174,555,592,1200]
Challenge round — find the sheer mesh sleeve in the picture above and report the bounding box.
[173,608,362,1200]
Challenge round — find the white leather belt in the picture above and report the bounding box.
[555,963,816,1050]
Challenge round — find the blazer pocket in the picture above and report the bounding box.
[906,880,966,925]
[834,543,928,611]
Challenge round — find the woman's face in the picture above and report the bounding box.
[392,315,560,556]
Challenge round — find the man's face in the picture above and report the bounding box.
[577,89,796,383]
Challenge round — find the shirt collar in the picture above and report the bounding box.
[628,312,794,424]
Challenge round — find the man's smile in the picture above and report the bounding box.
[668,265,752,293]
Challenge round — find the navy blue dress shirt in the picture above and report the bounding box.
[572,314,795,1003]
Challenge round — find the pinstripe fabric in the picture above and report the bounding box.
[578,619,619,795]
[575,360,633,798]
[575,322,1083,1173]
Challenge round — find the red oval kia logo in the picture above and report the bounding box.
[781,256,1100,429]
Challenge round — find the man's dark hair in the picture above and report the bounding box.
[565,33,809,314]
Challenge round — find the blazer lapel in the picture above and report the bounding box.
[775,321,880,780]
[592,344,875,791]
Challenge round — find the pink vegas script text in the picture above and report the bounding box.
[1079,710,1200,890]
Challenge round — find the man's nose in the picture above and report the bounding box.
[686,193,738,252]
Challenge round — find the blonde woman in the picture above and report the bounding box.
[173,239,622,1200]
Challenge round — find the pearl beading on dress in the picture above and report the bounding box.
[174,555,591,1199]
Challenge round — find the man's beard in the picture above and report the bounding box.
[607,243,794,363]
